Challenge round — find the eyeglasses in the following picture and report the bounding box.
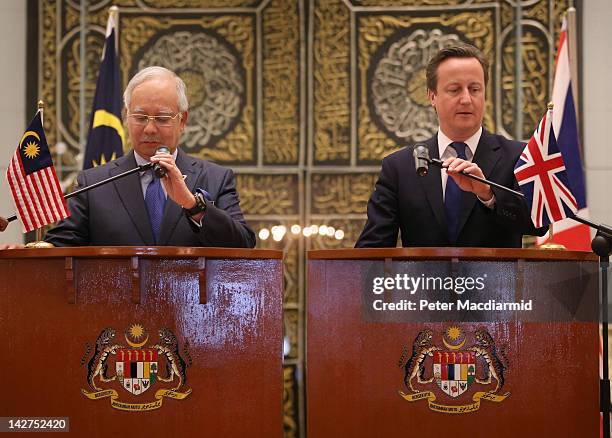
[127,112,182,127]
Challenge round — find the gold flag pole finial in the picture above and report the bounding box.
[37,100,45,127]
[547,101,554,110]
[109,5,119,23]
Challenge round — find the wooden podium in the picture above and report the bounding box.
[307,248,600,437]
[0,247,283,436]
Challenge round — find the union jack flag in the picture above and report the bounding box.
[514,107,578,228]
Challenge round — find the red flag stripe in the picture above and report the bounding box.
[6,158,33,230]
[34,171,57,218]
[37,167,67,221]
[535,189,544,226]
[539,111,548,143]
[8,156,38,230]
[46,167,69,217]
[19,161,47,228]
[37,169,64,222]
[554,29,566,70]
[29,172,52,225]
[35,170,59,219]
[552,175,578,210]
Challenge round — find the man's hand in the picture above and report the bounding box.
[0,216,8,232]
[149,151,197,209]
[443,157,493,202]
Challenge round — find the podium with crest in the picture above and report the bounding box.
[307,248,600,436]
[0,247,283,436]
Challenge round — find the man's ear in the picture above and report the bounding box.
[427,89,436,107]
[180,111,189,131]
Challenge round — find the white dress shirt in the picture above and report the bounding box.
[436,126,494,207]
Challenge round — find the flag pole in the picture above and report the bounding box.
[567,7,580,128]
[35,100,45,243]
[538,102,565,250]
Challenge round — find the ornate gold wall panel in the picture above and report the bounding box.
[34,1,575,436]
[498,0,574,139]
[263,0,300,165]
[310,173,377,215]
[237,174,299,215]
[312,0,351,164]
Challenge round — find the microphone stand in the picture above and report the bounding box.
[423,156,525,199]
[4,162,154,224]
[570,215,612,438]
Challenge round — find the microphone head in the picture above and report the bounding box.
[153,145,170,178]
[413,144,430,177]
[156,145,170,154]
[412,144,429,159]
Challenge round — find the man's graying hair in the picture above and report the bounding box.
[426,43,489,92]
[123,66,189,112]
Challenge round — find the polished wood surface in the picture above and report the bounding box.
[0,247,283,437]
[308,247,597,261]
[0,246,283,259]
[307,249,599,437]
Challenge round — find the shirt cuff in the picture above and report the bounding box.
[187,215,203,229]
[478,193,496,209]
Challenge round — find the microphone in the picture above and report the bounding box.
[411,142,525,198]
[413,144,430,177]
[153,145,170,178]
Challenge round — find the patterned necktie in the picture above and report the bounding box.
[144,171,166,244]
[444,142,468,243]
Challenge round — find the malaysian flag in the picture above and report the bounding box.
[5,110,69,232]
[83,6,124,169]
[514,106,578,228]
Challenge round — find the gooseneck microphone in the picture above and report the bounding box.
[413,143,525,198]
[153,145,170,178]
[412,144,430,177]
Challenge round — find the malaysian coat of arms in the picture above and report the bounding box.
[81,324,192,411]
[398,327,509,414]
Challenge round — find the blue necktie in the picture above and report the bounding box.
[444,142,468,243]
[145,172,166,244]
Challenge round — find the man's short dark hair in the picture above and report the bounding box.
[426,43,489,92]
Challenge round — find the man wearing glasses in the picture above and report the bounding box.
[43,66,255,248]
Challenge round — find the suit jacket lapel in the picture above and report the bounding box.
[158,149,199,245]
[111,151,155,245]
[456,129,502,237]
[418,136,447,232]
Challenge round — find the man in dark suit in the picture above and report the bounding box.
[44,66,255,248]
[356,43,543,248]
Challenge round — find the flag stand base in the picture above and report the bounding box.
[24,241,54,248]
[538,241,566,250]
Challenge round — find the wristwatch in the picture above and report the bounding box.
[183,191,207,216]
